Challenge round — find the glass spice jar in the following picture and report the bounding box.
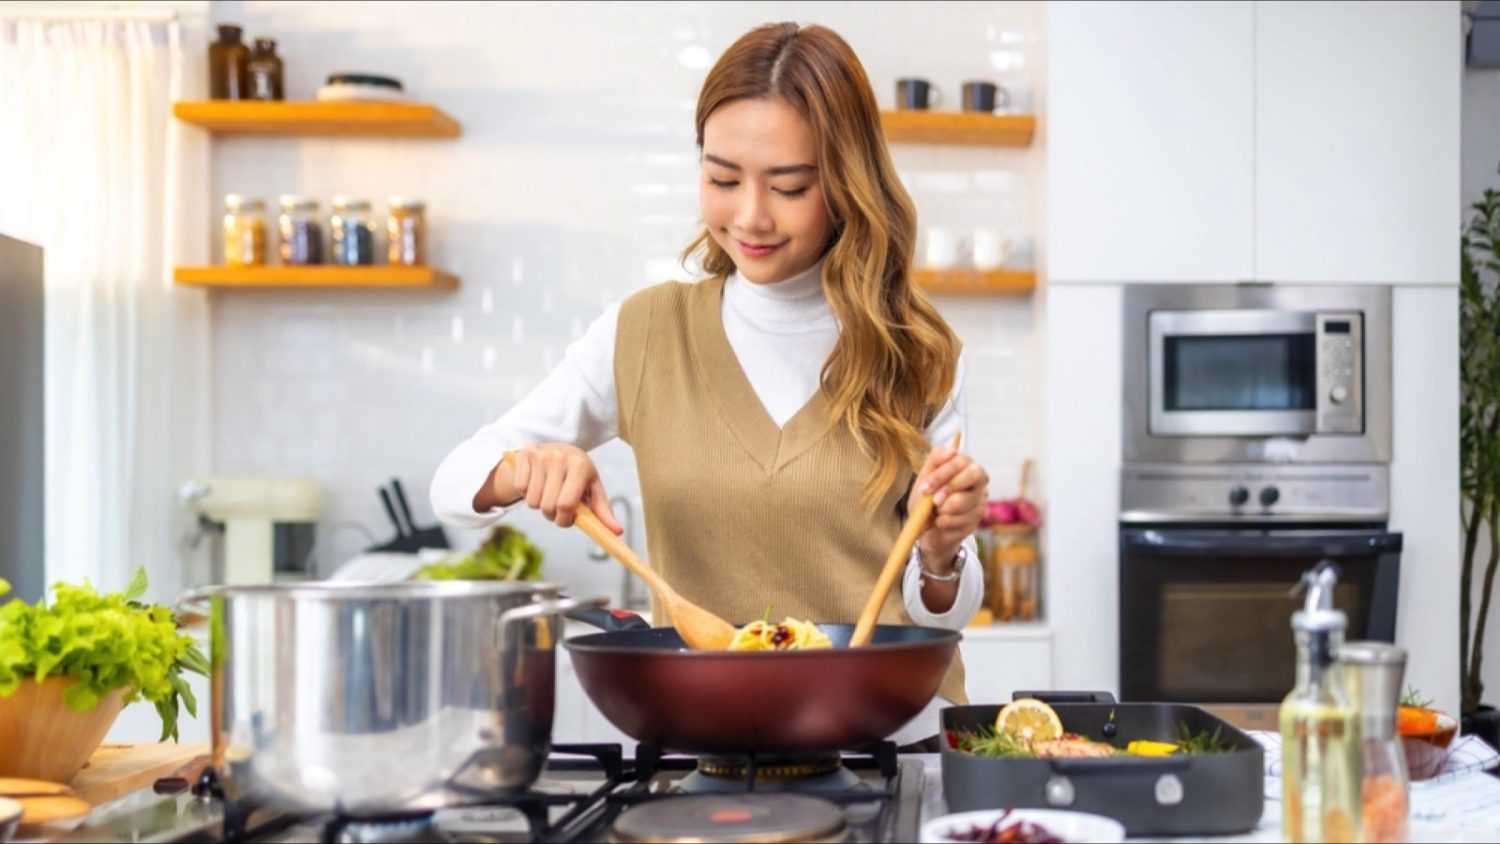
[246,37,284,101]
[387,198,427,266]
[330,196,376,266]
[223,195,268,266]
[278,195,324,265]
[208,24,250,100]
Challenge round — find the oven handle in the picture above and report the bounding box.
[1120,528,1402,557]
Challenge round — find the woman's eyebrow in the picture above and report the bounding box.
[703,153,817,176]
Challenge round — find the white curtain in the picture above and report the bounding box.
[0,14,211,600]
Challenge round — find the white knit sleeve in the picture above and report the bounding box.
[428,303,622,530]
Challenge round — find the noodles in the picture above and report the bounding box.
[727,617,833,651]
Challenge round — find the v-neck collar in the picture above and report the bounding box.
[688,275,839,475]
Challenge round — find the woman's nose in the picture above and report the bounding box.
[734,189,775,234]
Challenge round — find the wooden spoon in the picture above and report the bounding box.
[500,453,736,650]
[850,433,963,647]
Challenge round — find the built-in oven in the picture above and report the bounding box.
[1118,521,1401,705]
[1119,284,1399,729]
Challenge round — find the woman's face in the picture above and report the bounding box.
[700,96,833,285]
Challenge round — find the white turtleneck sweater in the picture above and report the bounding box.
[429,259,983,737]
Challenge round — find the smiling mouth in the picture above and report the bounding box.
[736,239,787,256]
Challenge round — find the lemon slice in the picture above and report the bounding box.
[995,698,1063,744]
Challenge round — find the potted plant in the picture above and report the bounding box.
[1460,179,1500,750]
[0,568,207,782]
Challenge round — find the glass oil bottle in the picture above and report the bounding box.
[1280,561,1362,843]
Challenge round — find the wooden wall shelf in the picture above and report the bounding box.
[913,268,1036,296]
[174,266,459,290]
[880,111,1035,147]
[173,101,461,138]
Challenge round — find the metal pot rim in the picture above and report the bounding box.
[183,580,564,602]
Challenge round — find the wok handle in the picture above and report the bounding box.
[851,432,961,647]
[566,605,652,633]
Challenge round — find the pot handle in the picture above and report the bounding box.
[499,594,608,649]
[174,586,222,629]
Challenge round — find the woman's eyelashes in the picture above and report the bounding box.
[706,178,810,198]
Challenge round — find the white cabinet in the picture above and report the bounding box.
[1048,1,1255,283]
[1048,1,1459,285]
[1254,1,1460,284]
[959,626,1054,705]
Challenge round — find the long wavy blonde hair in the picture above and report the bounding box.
[682,22,960,509]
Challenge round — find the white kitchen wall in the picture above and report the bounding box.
[202,2,1047,603]
[1462,61,1500,710]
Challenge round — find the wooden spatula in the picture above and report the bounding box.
[850,433,962,647]
[501,453,736,650]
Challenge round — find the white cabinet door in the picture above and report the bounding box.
[1048,1,1255,283]
[1254,1,1460,284]
[959,631,1054,706]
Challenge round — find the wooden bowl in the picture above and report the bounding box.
[1400,709,1459,781]
[0,677,127,783]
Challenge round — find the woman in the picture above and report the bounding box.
[431,21,989,745]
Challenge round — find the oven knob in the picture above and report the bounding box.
[1260,486,1281,507]
[1330,385,1349,405]
[1229,486,1249,507]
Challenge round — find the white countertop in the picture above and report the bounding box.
[914,754,1500,842]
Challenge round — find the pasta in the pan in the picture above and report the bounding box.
[728,617,833,651]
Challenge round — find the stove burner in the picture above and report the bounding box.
[695,752,842,780]
[610,793,848,844]
[326,812,436,844]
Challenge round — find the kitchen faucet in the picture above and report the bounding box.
[586,495,649,611]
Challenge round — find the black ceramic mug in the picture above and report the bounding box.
[896,78,939,110]
[962,81,1009,113]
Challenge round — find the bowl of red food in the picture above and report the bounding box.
[922,808,1125,844]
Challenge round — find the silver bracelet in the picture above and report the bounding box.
[919,545,966,583]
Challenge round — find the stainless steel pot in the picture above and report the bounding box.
[179,581,600,814]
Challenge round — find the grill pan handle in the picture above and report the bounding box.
[1049,755,1191,775]
[1014,690,1117,704]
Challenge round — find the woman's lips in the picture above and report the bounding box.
[736,239,786,258]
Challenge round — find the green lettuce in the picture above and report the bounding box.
[414,525,544,582]
[0,567,208,742]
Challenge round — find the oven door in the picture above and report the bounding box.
[1118,525,1400,703]
[1148,310,1362,437]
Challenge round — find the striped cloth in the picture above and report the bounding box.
[1249,730,1499,786]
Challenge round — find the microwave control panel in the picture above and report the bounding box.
[1316,312,1363,434]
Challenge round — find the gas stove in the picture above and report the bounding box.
[61,742,925,843]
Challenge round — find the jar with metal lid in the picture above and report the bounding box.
[223,195,267,266]
[278,195,324,266]
[330,197,376,266]
[1341,641,1411,844]
[387,197,426,266]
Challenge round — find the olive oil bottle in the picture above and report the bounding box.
[1280,562,1361,843]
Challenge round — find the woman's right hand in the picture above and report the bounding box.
[478,443,623,533]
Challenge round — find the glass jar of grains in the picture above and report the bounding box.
[278,195,324,265]
[223,194,267,266]
[330,196,376,266]
[387,197,426,266]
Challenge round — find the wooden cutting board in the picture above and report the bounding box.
[67,742,211,805]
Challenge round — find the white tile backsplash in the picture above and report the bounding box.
[208,0,1047,599]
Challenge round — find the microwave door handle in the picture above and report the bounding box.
[1120,529,1403,557]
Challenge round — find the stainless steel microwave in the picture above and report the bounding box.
[1123,285,1391,465]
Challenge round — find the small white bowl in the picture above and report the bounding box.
[921,808,1126,843]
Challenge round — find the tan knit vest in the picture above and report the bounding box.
[614,276,968,707]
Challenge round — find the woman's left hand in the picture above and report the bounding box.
[914,445,989,569]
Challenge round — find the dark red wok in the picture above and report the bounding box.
[563,609,960,754]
